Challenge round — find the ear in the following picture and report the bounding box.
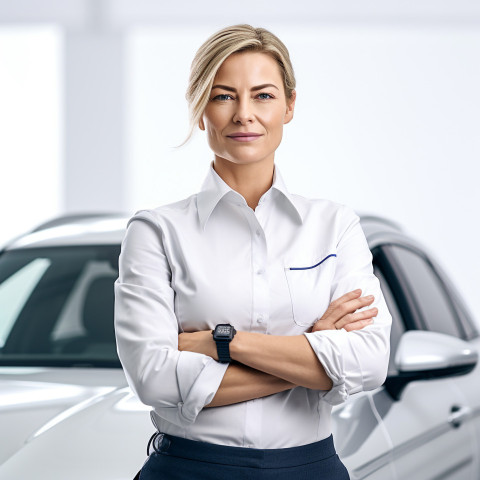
[284,89,296,125]
[199,116,205,131]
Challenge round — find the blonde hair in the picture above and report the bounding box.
[177,24,296,147]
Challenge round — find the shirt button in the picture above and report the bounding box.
[257,316,264,324]
[255,229,261,236]
[256,269,264,275]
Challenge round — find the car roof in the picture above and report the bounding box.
[2,211,403,251]
[2,213,131,250]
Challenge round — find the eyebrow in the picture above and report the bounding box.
[211,83,279,92]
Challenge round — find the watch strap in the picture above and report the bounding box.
[216,340,231,363]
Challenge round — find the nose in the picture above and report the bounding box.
[232,97,254,125]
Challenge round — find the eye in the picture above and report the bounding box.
[257,92,274,100]
[212,94,233,101]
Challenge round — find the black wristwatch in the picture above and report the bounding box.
[211,324,237,363]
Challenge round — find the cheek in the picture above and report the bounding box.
[262,107,288,134]
[206,123,223,142]
[204,111,227,138]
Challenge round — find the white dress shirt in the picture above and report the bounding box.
[114,162,392,449]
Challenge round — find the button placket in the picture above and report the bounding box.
[241,207,269,449]
[250,222,268,331]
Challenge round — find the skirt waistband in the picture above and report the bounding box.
[152,433,337,468]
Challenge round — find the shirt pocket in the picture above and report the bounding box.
[284,253,337,327]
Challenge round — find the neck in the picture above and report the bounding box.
[213,158,274,210]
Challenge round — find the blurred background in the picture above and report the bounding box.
[1,0,479,324]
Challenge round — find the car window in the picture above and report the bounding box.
[0,245,121,367]
[373,266,405,377]
[388,245,461,338]
[52,259,116,342]
[0,258,51,348]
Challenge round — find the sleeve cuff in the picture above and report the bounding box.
[322,382,349,406]
[303,330,363,406]
[177,351,229,424]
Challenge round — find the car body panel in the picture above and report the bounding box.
[376,378,476,479]
[332,391,397,479]
[449,337,480,475]
[0,387,152,480]
[0,368,127,467]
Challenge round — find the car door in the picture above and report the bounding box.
[331,388,397,480]
[372,244,476,480]
[423,250,480,477]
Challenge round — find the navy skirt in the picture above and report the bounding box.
[138,432,350,480]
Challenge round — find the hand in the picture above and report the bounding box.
[178,330,218,361]
[310,289,377,333]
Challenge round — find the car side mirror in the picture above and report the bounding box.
[384,330,478,401]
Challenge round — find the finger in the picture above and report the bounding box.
[325,295,375,324]
[343,318,374,332]
[311,321,330,333]
[322,289,363,318]
[342,295,376,313]
[328,289,363,311]
[335,307,378,330]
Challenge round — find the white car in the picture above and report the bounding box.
[0,213,478,480]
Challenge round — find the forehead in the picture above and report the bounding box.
[214,51,283,84]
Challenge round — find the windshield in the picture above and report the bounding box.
[0,245,121,367]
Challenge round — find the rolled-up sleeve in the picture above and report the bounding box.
[114,210,229,427]
[303,205,392,405]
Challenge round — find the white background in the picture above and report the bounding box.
[126,24,480,323]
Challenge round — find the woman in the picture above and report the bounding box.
[114,24,392,480]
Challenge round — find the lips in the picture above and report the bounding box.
[227,132,263,142]
[227,132,262,137]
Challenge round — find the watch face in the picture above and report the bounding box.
[216,325,232,337]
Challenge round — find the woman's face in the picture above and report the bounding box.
[199,51,296,168]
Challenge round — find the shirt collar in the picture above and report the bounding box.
[197,161,305,229]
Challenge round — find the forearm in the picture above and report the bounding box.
[178,329,333,393]
[230,331,333,390]
[205,362,296,408]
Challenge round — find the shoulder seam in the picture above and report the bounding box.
[127,210,160,230]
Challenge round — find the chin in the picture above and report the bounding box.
[227,157,272,166]
[220,150,274,165]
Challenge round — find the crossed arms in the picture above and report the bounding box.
[178,289,378,407]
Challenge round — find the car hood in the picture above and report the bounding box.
[0,367,153,480]
[0,367,137,471]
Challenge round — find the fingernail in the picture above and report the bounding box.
[354,289,362,294]
[366,295,374,299]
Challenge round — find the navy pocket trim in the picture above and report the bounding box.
[289,254,337,271]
